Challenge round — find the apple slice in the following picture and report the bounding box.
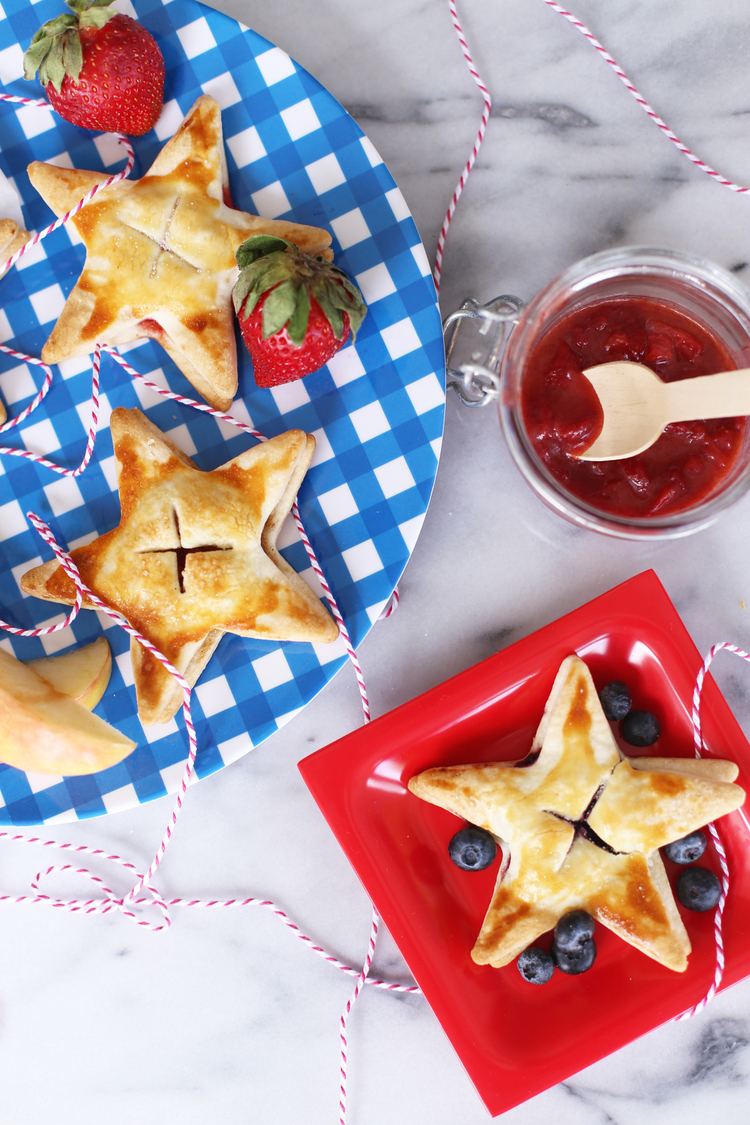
[0,647,135,776]
[26,636,112,711]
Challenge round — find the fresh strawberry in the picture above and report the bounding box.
[233,235,367,388]
[23,0,164,137]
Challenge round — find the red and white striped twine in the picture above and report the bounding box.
[435,0,748,291]
[0,823,419,995]
[0,347,52,433]
[542,1,749,194]
[0,343,100,473]
[674,642,750,1019]
[432,0,491,293]
[339,907,380,1125]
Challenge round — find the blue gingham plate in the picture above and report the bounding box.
[0,0,445,825]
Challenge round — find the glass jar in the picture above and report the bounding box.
[499,247,750,539]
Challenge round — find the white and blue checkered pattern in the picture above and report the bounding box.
[0,0,445,825]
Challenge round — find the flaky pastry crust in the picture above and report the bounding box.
[28,96,333,411]
[21,408,338,725]
[408,654,745,972]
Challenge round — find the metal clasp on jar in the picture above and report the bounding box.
[443,294,524,407]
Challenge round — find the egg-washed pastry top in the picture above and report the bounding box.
[21,408,338,726]
[409,654,745,972]
[28,95,333,412]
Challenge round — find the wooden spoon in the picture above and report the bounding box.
[576,361,750,461]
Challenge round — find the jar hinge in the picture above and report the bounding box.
[443,295,524,408]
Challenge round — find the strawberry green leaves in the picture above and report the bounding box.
[233,234,367,348]
[233,235,368,388]
[262,281,301,339]
[24,0,114,91]
[235,235,291,269]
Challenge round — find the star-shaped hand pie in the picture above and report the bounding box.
[28,96,333,411]
[408,654,745,972]
[21,408,338,726]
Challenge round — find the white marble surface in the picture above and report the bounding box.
[3,1,750,1122]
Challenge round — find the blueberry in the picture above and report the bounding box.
[599,680,632,721]
[448,825,497,871]
[551,936,597,975]
[517,946,555,984]
[553,910,596,952]
[676,867,722,912]
[621,709,661,747]
[663,830,707,865]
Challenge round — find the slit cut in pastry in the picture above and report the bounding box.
[408,654,745,972]
[27,96,334,412]
[21,407,338,726]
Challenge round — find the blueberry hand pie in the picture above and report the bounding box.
[408,654,744,972]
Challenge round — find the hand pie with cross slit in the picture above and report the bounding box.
[408,654,745,972]
[27,96,333,412]
[20,408,338,726]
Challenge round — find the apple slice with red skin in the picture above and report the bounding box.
[26,636,112,711]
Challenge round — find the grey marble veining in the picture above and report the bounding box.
[2,1,750,1123]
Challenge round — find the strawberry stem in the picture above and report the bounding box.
[233,234,367,346]
[24,0,116,90]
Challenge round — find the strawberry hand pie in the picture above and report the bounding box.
[28,96,333,411]
[409,655,745,972]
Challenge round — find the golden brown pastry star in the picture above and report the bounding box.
[27,95,333,411]
[21,408,338,726]
[409,654,745,972]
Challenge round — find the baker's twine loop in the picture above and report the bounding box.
[25,857,172,928]
[0,511,397,962]
[0,343,101,473]
[0,347,53,432]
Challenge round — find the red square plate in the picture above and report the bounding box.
[298,570,750,1115]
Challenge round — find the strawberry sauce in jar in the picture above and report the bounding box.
[499,248,750,538]
[521,297,744,518]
